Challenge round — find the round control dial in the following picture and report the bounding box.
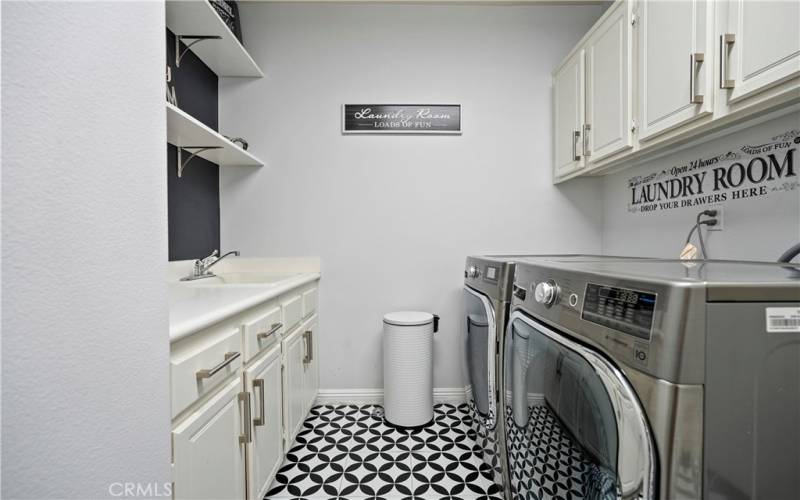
[465,266,480,279]
[534,280,558,307]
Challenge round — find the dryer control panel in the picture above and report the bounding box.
[582,283,657,341]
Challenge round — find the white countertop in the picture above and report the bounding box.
[169,257,320,342]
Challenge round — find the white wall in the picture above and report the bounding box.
[602,113,800,260]
[1,2,170,497]
[220,3,606,390]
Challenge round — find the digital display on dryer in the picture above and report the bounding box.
[582,283,656,340]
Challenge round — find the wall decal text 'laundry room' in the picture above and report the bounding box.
[627,129,799,214]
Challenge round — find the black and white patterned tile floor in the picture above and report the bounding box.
[266,403,504,500]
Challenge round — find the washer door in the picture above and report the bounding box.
[462,286,497,429]
[503,311,656,500]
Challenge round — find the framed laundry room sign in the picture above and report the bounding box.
[342,104,461,134]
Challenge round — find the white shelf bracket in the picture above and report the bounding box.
[175,35,222,68]
[177,146,222,178]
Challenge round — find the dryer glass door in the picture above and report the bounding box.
[504,312,656,500]
[462,286,497,429]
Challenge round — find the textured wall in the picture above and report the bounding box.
[219,3,606,390]
[1,2,170,497]
[602,113,800,261]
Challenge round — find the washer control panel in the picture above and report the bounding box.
[581,283,657,341]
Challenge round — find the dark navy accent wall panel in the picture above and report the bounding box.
[166,29,220,260]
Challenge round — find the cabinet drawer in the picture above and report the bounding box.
[243,305,282,363]
[282,294,302,332]
[302,287,318,318]
[171,326,242,418]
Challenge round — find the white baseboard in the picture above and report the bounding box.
[316,387,466,406]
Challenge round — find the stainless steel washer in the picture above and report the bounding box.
[502,257,800,500]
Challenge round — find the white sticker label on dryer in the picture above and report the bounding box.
[766,307,800,333]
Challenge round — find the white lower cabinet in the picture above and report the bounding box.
[171,280,320,500]
[282,315,320,445]
[302,319,319,413]
[244,345,284,500]
[172,377,247,500]
[282,325,307,444]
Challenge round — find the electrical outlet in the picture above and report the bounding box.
[707,204,724,231]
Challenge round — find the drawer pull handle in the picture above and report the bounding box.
[196,351,240,381]
[238,392,252,444]
[253,379,266,427]
[257,322,283,341]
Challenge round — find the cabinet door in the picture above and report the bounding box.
[302,319,319,414]
[282,328,306,444]
[639,0,712,140]
[172,377,246,500]
[245,345,284,500]
[725,0,800,103]
[553,49,585,179]
[584,1,633,160]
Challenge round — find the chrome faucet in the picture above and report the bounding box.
[180,249,240,281]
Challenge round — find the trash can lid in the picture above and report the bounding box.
[384,311,433,326]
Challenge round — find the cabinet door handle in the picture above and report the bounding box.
[253,379,266,427]
[572,130,581,161]
[257,322,283,341]
[582,123,591,157]
[302,331,312,364]
[690,53,705,104]
[308,330,314,363]
[238,392,252,444]
[719,34,735,89]
[196,351,240,381]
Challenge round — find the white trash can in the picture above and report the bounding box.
[383,311,438,429]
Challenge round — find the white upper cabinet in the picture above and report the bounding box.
[584,1,633,159]
[553,49,586,179]
[724,0,800,103]
[638,0,713,140]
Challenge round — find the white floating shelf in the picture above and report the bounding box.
[166,103,263,173]
[166,0,263,77]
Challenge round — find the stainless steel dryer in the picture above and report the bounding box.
[503,257,800,500]
[462,255,643,499]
